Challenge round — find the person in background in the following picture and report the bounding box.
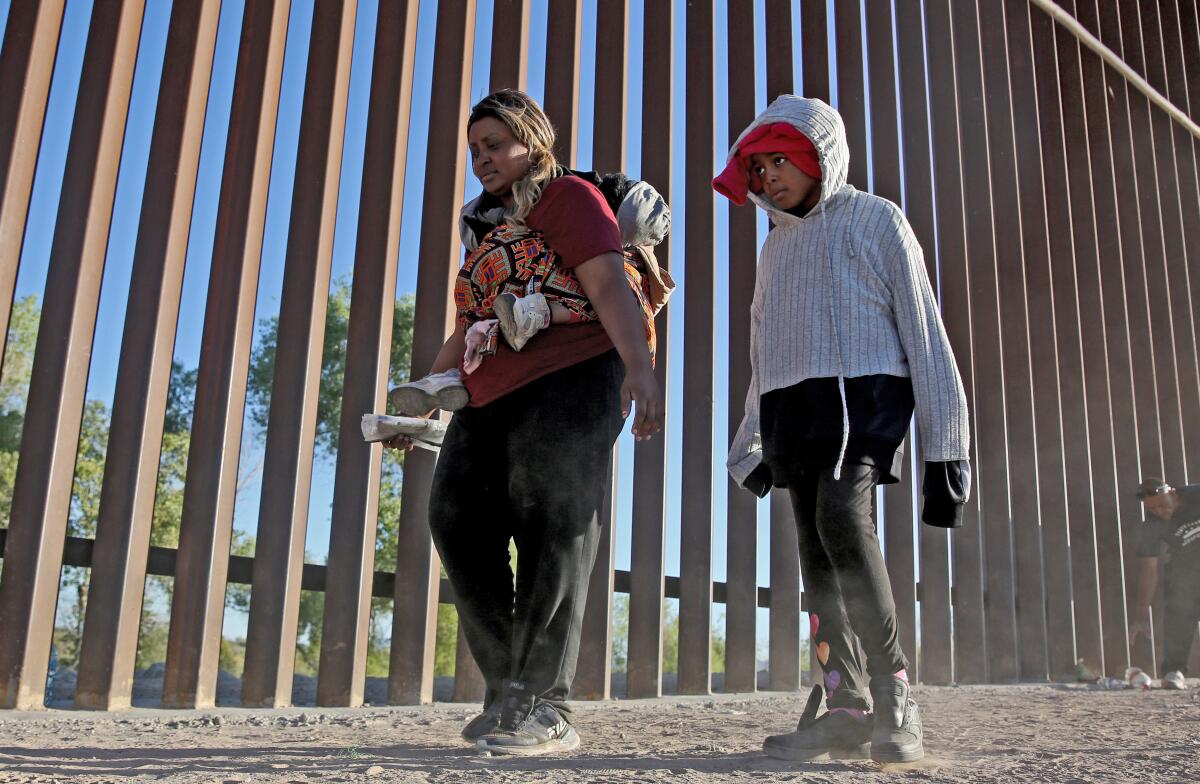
[1131,477,1200,691]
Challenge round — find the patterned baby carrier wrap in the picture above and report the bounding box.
[454,171,673,363]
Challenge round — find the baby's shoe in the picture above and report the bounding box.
[493,292,551,352]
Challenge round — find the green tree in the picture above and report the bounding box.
[0,389,111,667]
[134,599,170,671]
[244,280,416,676]
[246,279,416,455]
[2,286,424,681]
[150,432,190,548]
[661,607,726,675]
[50,400,113,668]
[220,637,247,675]
[711,610,727,674]
[610,594,629,672]
[434,604,460,677]
[69,400,111,538]
[134,361,205,669]
[291,591,327,676]
[663,603,679,674]
[220,529,263,619]
[162,361,197,438]
[613,597,725,682]
[55,389,191,671]
[0,450,18,529]
[0,295,42,522]
[0,295,40,453]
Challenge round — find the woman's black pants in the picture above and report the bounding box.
[428,350,624,717]
[787,464,908,710]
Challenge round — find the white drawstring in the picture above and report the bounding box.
[819,200,850,481]
[834,375,849,480]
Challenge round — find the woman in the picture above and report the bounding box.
[388,90,661,756]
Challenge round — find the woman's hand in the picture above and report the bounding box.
[382,327,464,451]
[622,364,663,440]
[380,434,416,452]
[575,251,663,440]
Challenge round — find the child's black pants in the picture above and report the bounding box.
[787,464,909,710]
[428,350,624,717]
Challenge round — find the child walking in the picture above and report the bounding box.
[716,95,971,763]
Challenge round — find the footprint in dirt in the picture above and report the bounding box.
[875,755,953,773]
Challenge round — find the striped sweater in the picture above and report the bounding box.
[726,95,970,489]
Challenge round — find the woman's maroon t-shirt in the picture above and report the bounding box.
[461,176,624,407]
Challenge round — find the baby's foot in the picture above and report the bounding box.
[493,292,551,352]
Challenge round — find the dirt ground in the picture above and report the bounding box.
[1,683,1198,783]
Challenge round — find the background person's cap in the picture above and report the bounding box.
[1136,477,1172,499]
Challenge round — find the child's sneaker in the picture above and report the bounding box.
[762,685,871,761]
[388,368,468,415]
[1161,670,1188,690]
[493,292,550,352]
[869,675,923,763]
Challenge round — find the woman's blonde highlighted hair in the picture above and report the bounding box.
[469,89,563,226]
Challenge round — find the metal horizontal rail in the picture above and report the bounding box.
[0,528,824,610]
[1030,0,1200,141]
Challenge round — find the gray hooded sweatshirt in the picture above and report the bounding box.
[726,95,970,489]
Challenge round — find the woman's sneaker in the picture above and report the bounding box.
[460,703,502,743]
[493,292,550,352]
[762,686,871,761]
[387,368,469,415]
[476,688,579,756]
[869,676,924,763]
[1161,670,1188,690]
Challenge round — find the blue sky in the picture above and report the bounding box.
[6,0,920,653]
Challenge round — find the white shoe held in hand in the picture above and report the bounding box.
[361,414,447,452]
[388,368,469,415]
